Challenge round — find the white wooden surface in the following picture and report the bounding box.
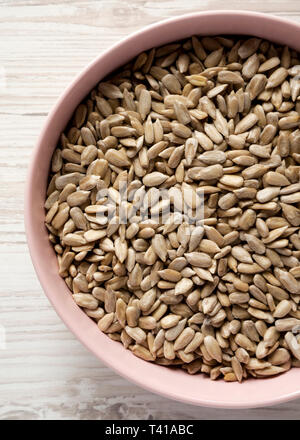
[1,0,300,420]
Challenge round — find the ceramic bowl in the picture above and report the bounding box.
[25,10,300,408]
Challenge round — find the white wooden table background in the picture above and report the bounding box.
[1,0,300,420]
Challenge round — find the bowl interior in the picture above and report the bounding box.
[25,10,300,408]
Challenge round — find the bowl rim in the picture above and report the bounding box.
[25,9,300,409]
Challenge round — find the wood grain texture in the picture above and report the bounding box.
[1,0,300,420]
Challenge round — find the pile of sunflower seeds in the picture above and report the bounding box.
[45,35,300,382]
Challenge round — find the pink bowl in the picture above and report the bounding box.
[25,10,300,408]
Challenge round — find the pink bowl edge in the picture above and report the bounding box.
[24,10,300,409]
